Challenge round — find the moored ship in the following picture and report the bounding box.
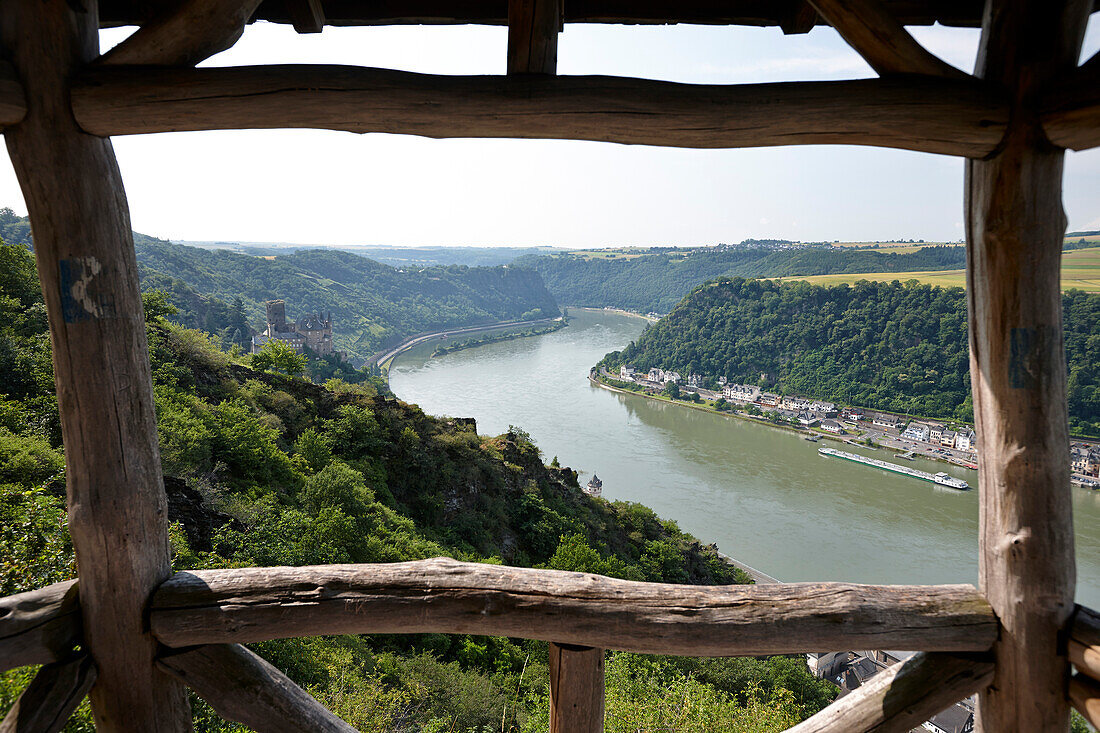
[818,446,969,490]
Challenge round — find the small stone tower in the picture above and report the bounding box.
[265,299,288,334]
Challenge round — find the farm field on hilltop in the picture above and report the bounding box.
[777,247,1100,293]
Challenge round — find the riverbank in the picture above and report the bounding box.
[432,320,567,357]
[369,316,563,370]
[567,305,659,323]
[588,371,979,471]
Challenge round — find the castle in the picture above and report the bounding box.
[251,299,335,356]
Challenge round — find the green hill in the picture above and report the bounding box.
[601,278,1100,437]
[135,241,560,362]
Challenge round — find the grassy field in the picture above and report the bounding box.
[777,247,1100,293]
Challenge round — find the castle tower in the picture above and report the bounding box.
[265,299,288,334]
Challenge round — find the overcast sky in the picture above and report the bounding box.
[0,18,1097,247]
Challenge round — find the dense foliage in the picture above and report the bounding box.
[602,278,1100,436]
[520,245,967,314]
[0,242,833,731]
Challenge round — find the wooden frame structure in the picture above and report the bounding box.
[0,0,1098,730]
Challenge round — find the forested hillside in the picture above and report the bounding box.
[521,245,967,313]
[0,209,560,363]
[602,278,1100,436]
[134,241,560,362]
[1,241,833,731]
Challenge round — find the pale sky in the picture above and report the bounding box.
[0,18,1097,247]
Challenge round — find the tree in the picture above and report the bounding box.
[664,381,680,399]
[251,339,306,376]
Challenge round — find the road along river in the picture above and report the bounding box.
[389,307,1100,607]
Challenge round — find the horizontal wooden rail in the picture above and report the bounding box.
[149,558,997,654]
[786,651,993,733]
[1070,673,1100,729]
[1071,605,1100,681]
[0,580,81,673]
[70,65,1011,157]
[1042,58,1100,151]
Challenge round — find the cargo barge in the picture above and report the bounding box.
[819,446,969,490]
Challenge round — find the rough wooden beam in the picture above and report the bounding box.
[0,581,81,673]
[157,644,355,733]
[1070,605,1100,681]
[95,0,1002,29]
[549,644,603,733]
[1070,673,1100,729]
[286,0,325,33]
[780,1,819,35]
[0,655,97,733]
[508,0,560,74]
[786,652,993,733]
[966,2,1092,731]
[0,2,192,730]
[148,558,998,654]
[807,0,966,78]
[71,65,1010,157]
[97,0,261,67]
[1042,57,1100,151]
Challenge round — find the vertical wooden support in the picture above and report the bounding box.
[507,0,560,75]
[0,1,192,730]
[548,643,603,733]
[966,1,1091,730]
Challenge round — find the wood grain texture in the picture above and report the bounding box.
[71,65,1010,157]
[0,581,80,673]
[1070,673,1100,729]
[966,3,1092,731]
[548,644,603,733]
[0,655,96,733]
[1042,59,1100,151]
[0,2,191,730]
[149,558,997,654]
[286,0,326,33]
[806,0,966,78]
[1070,605,1100,682]
[158,644,354,732]
[508,0,560,74]
[93,0,1007,29]
[786,652,993,733]
[97,0,261,67]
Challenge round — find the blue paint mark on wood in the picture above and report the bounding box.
[59,258,92,323]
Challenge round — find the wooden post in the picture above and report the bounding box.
[548,643,603,733]
[965,1,1091,730]
[0,1,191,730]
[507,0,560,75]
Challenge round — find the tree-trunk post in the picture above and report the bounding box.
[966,1,1091,730]
[548,643,603,733]
[0,1,192,729]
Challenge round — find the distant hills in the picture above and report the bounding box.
[134,242,560,362]
[0,208,560,363]
[518,245,969,314]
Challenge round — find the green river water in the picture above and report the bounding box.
[389,308,1100,607]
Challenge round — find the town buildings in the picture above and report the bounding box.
[607,366,1098,480]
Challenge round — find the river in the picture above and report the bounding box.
[389,307,1100,606]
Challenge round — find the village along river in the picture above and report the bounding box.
[389,308,1100,607]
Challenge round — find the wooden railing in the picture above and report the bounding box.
[6,558,1096,732]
